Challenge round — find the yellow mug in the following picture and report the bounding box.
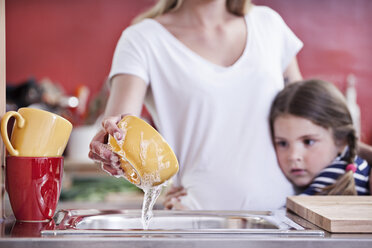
[109,115,179,188]
[1,108,73,156]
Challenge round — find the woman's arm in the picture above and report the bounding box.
[88,74,147,175]
[283,57,302,84]
[104,74,148,117]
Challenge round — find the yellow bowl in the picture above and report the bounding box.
[108,116,179,188]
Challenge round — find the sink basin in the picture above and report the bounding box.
[41,209,324,236]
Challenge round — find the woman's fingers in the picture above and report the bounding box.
[164,198,176,210]
[101,163,124,177]
[88,126,121,165]
[89,150,123,177]
[88,148,113,165]
[163,186,187,209]
[172,200,189,210]
[166,186,184,194]
[164,197,189,210]
[164,187,187,200]
[89,141,120,165]
[87,114,133,177]
[88,122,122,177]
[102,116,125,140]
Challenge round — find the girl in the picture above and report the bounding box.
[269,79,371,195]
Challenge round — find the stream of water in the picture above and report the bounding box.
[140,184,163,230]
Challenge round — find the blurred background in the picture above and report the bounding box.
[4,0,372,206]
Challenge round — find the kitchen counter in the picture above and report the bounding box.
[1,210,372,248]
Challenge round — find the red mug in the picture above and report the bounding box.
[6,156,63,222]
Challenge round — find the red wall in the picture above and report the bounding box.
[6,0,155,94]
[5,0,372,144]
[255,0,372,144]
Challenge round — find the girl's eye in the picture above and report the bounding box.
[275,140,287,147]
[304,139,315,146]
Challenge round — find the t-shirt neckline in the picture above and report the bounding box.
[144,14,252,71]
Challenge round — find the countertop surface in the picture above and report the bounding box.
[1,209,372,248]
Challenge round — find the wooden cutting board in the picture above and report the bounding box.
[286,196,372,233]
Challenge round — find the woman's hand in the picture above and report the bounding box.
[88,115,126,176]
[163,186,189,210]
[89,73,147,175]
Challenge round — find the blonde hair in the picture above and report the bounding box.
[132,0,252,24]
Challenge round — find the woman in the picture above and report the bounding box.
[89,0,303,210]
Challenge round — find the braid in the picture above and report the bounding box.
[317,127,358,196]
[333,124,357,164]
[346,129,358,164]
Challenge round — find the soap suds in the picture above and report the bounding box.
[141,170,161,189]
[139,131,150,167]
[116,120,128,147]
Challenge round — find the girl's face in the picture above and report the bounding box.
[273,114,344,187]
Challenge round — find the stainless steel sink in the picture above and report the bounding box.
[41,209,324,236]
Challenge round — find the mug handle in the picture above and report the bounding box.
[0,111,25,156]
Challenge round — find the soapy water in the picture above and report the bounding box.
[139,131,150,167]
[140,184,163,230]
[139,170,164,230]
[109,118,176,229]
[108,156,166,230]
[111,166,165,229]
[90,119,173,230]
[116,120,128,144]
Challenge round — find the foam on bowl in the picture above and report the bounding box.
[108,115,179,187]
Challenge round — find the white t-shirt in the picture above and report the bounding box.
[109,6,303,210]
